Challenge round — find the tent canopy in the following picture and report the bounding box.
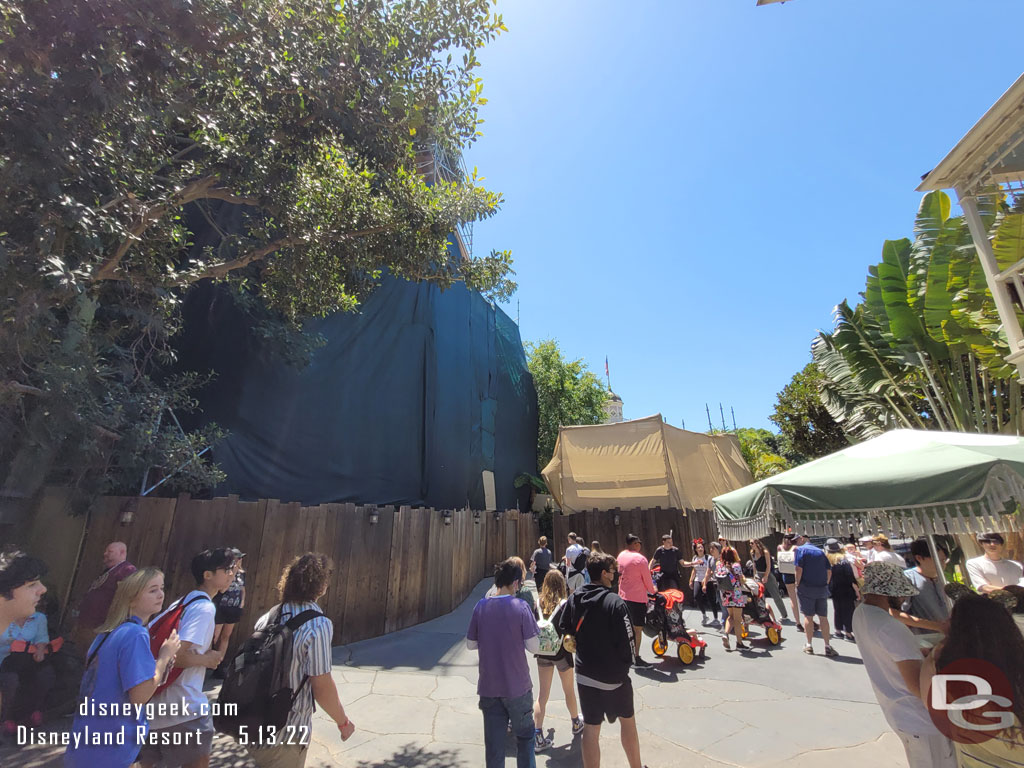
[713,430,1024,540]
[541,414,753,514]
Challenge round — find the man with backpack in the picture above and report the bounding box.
[139,548,235,768]
[560,552,647,768]
[224,552,353,768]
[565,534,590,595]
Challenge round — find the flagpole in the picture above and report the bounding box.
[605,356,610,391]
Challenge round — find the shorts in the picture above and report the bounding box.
[137,714,215,765]
[625,600,646,627]
[578,679,635,725]
[536,651,573,673]
[215,605,243,624]
[657,574,680,591]
[780,572,795,585]
[798,592,828,618]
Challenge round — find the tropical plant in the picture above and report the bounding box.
[0,0,512,506]
[812,190,1024,439]
[729,427,794,480]
[525,340,608,473]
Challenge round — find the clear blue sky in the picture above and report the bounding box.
[464,0,1023,432]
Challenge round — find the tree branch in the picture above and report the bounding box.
[2,381,45,397]
[183,225,390,283]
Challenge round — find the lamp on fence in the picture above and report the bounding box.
[119,498,138,525]
[443,509,453,526]
[613,514,620,527]
[368,508,379,526]
[473,510,481,524]
[493,510,503,522]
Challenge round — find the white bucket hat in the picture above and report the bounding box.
[861,562,920,597]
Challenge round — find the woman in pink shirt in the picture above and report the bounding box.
[617,534,657,667]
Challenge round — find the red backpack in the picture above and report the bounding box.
[149,594,211,697]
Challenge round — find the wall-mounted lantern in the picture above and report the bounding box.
[473,510,481,524]
[613,514,621,527]
[443,509,453,526]
[368,508,379,525]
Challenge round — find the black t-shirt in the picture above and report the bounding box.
[653,546,684,578]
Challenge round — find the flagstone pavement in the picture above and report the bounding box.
[1,580,909,767]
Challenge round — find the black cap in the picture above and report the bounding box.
[782,533,797,541]
[977,532,1005,544]
[626,533,641,545]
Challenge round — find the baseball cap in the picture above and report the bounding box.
[626,533,642,545]
[825,538,841,553]
[782,533,797,541]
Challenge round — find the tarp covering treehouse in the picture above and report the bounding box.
[541,415,753,514]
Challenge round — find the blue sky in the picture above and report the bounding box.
[464,0,1023,432]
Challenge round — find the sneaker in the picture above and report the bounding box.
[572,716,585,735]
[833,630,845,640]
[701,615,709,626]
[633,658,652,668]
[824,646,839,658]
[710,619,722,628]
[534,730,553,752]
[847,633,856,643]
[803,644,814,655]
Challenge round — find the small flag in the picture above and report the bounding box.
[605,356,609,378]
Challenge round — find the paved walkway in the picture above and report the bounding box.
[1,580,908,767]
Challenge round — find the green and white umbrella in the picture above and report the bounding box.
[713,430,1024,540]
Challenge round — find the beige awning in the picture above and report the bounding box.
[541,414,753,514]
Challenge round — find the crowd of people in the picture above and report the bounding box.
[1,524,1021,768]
[0,545,354,768]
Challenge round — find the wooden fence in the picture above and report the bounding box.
[26,493,538,650]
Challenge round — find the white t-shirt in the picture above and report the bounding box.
[869,549,906,567]
[965,556,1024,590]
[149,590,216,730]
[851,603,940,737]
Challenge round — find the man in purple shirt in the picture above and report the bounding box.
[467,558,541,768]
[73,542,136,653]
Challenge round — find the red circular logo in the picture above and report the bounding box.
[926,657,1016,744]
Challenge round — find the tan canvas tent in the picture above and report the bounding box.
[541,414,754,514]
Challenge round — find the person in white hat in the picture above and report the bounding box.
[851,562,956,768]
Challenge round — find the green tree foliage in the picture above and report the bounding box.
[770,362,849,460]
[812,191,1024,440]
[730,427,793,480]
[525,340,608,473]
[0,0,514,504]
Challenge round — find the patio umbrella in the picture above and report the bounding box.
[712,430,1024,541]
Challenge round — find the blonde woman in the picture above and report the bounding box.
[532,570,583,751]
[65,568,180,768]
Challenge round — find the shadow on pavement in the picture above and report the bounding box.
[354,743,465,767]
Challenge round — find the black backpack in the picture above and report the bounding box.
[572,547,591,574]
[214,605,322,739]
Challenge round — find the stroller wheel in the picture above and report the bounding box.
[677,643,695,665]
[766,626,781,645]
[652,636,667,657]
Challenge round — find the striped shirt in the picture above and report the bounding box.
[253,602,333,732]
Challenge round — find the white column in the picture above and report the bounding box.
[957,189,1024,352]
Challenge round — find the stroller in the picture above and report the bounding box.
[643,589,707,664]
[736,578,783,645]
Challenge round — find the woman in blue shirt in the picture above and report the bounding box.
[65,567,180,768]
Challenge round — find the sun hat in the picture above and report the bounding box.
[825,538,841,553]
[861,562,919,597]
[871,533,889,544]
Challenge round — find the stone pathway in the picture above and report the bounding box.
[0,580,909,767]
